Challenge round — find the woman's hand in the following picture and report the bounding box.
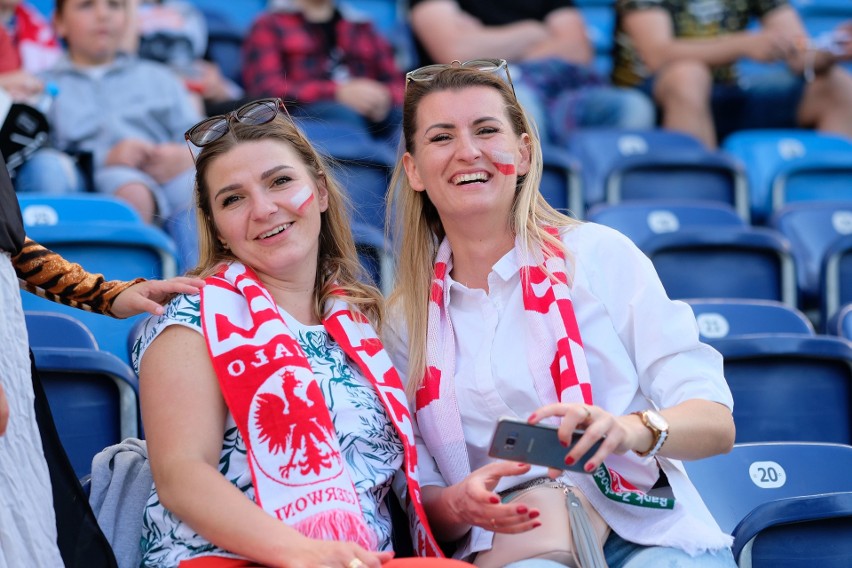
[425,461,541,541]
[110,276,206,318]
[529,403,639,476]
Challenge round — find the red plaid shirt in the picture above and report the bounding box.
[241,11,404,106]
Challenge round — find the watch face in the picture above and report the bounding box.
[646,410,668,431]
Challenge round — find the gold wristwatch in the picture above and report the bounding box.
[632,409,669,458]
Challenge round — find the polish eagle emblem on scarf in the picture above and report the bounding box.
[250,369,343,486]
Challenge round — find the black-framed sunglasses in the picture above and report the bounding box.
[404,58,515,97]
[184,98,290,160]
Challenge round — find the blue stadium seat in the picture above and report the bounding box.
[733,492,852,567]
[541,144,584,218]
[682,442,852,534]
[295,118,396,232]
[25,311,140,478]
[588,201,798,305]
[771,201,852,324]
[705,334,852,444]
[187,0,265,35]
[567,129,749,219]
[351,220,394,294]
[826,302,852,341]
[723,129,852,223]
[587,200,745,245]
[17,194,179,364]
[822,232,852,326]
[686,298,814,340]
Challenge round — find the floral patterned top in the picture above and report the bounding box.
[131,293,404,567]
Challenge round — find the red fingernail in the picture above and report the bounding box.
[517,462,527,467]
[584,462,595,472]
[533,522,542,528]
[527,413,537,422]
[489,496,500,504]
[529,510,540,519]
[564,456,575,466]
[516,506,528,514]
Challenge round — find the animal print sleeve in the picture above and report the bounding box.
[12,238,145,317]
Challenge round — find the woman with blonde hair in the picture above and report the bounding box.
[133,98,471,568]
[385,61,738,567]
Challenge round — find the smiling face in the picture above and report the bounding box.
[402,86,530,230]
[54,0,128,67]
[205,139,329,286]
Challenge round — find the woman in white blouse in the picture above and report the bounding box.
[384,60,738,567]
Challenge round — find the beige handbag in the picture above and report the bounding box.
[473,479,610,568]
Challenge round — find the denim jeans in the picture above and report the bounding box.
[14,148,86,194]
[502,532,736,568]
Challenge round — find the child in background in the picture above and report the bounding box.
[18,0,202,266]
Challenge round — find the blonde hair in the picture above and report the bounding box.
[190,114,384,327]
[387,66,581,398]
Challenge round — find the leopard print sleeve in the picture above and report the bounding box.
[12,238,145,317]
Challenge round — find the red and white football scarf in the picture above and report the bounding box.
[12,3,61,74]
[201,262,442,556]
[415,229,674,511]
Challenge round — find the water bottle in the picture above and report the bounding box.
[32,82,59,115]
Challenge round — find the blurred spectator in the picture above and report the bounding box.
[26,0,200,233]
[408,0,655,147]
[242,0,404,143]
[0,0,61,75]
[613,0,852,148]
[133,0,245,116]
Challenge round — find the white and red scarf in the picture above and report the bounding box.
[201,262,441,556]
[415,229,690,540]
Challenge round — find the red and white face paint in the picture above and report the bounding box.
[489,149,516,176]
[288,185,315,213]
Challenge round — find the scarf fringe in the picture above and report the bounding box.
[293,509,378,551]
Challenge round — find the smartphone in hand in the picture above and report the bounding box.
[487,417,603,473]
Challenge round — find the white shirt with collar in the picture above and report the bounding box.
[385,221,734,558]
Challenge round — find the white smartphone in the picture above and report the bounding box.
[487,417,603,473]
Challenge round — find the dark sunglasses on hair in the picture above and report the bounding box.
[404,58,515,96]
[184,98,290,159]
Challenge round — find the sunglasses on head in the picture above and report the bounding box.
[184,98,290,160]
[404,58,515,96]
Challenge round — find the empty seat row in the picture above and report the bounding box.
[589,199,852,327]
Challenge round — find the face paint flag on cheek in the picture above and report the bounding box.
[289,185,315,213]
[490,150,516,175]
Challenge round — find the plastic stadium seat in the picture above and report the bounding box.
[683,442,852,534]
[772,201,852,310]
[295,118,395,232]
[826,302,852,341]
[541,144,584,218]
[577,4,615,76]
[705,334,852,444]
[588,201,798,306]
[686,298,814,340]
[822,233,852,328]
[723,129,852,222]
[25,311,140,478]
[567,128,749,219]
[351,220,395,294]
[732,491,852,567]
[587,200,745,245]
[17,194,179,364]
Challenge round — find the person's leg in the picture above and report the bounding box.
[604,531,736,568]
[96,166,169,224]
[652,60,716,147]
[797,65,852,139]
[568,86,656,131]
[14,148,86,194]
